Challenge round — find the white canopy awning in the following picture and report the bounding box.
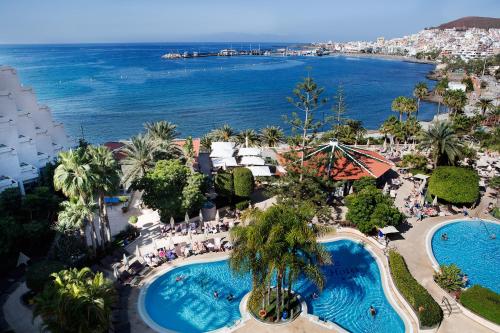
[413,174,429,181]
[210,142,236,158]
[247,166,273,177]
[240,156,265,166]
[211,157,238,168]
[237,148,261,156]
[379,226,399,234]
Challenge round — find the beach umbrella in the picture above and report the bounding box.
[167,235,174,250]
[204,224,209,239]
[348,186,354,195]
[215,210,220,222]
[188,228,193,245]
[383,139,387,151]
[135,244,142,258]
[199,209,204,223]
[366,138,370,147]
[170,217,175,230]
[432,195,438,206]
[16,252,30,267]
[113,265,120,280]
[185,212,190,224]
[122,254,129,269]
[383,182,389,194]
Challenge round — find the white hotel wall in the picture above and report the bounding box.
[0,65,71,193]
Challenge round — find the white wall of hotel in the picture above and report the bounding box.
[425,218,500,332]
[137,236,415,333]
[0,66,71,193]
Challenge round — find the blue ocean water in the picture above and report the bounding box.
[431,220,500,293]
[142,239,405,333]
[0,43,437,144]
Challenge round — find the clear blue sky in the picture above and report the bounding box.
[0,0,498,44]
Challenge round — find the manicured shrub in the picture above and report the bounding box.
[128,215,138,224]
[233,167,254,198]
[428,167,479,205]
[460,285,500,325]
[26,260,66,293]
[235,200,250,211]
[214,170,234,199]
[388,250,443,328]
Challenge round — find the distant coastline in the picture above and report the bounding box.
[331,52,436,65]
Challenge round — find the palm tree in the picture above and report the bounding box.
[34,267,116,333]
[404,97,418,120]
[475,98,493,116]
[392,96,406,122]
[237,129,260,148]
[260,126,284,147]
[380,116,400,148]
[434,80,447,116]
[345,119,366,145]
[413,82,428,119]
[200,134,212,153]
[88,146,120,244]
[210,124,237,142]
[230,204,331,321]
[419,121,463,167]
[121,134,158,186]
[443,89,468,116]
[54,149,94,200]
[56,199,98,253]
[145,121,178,142]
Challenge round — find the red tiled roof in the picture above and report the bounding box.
[278,147,393,181]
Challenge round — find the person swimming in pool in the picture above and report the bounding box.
[213,291,219,299]
[370,305,376,317]
[226,293,234,302]
[312,292,319,300]
[441,233,448,241]
[175,275,184,282]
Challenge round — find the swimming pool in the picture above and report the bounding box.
[430,220,500,293]
[139,239,406,333]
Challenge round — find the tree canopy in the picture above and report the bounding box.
[428,167,479,205]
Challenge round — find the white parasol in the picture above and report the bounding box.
[122,254,129,269]
[199,209,204,223]
[167,235,174,250]
[432,195,438,206]
[16,252,30,267]
[215,210,220,222]
[135,244,141,258]
[170,216,175,230]
[185,212,190,224]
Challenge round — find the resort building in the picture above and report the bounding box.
[0,66,71,193]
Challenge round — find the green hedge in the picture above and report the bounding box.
[388,250,443,328]
[233,167,254,198]
[428,166,479,205]
[235,199,250,211]
[460,285,500,324]
[26,260,66,293]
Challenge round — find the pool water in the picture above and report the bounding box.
[141,239,406,333]
[431,220,500,293]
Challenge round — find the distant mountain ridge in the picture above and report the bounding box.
[432,16,500,30]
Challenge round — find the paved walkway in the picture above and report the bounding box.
[391,187,499,333]
[3,282,43,333]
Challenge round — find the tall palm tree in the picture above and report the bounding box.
[392,96,406,122]
[88,146,120,244]
[413,82,428,119]
[54,149,94,200]
[230,204,331,321]
[210,124,237,142]
[237,129,260,148]
[404,97,418,120]
[419,121,463,167]
[475,98,493,116]
[56,199,98,253]
[34,267,116,333]
[260,126,284,147]
[121,134,158,186]
[434,80,447,116]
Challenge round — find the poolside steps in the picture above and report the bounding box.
[440,296,462,316]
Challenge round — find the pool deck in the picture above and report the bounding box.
[390,185,499,333]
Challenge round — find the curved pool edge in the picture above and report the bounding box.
[320,236,415,333]
[138,236,415,333]
[425,218,500,271]
[424,218,500,332]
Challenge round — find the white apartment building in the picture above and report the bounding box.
[0,66,71,193]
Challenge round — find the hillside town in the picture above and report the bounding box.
[316,26,500,60]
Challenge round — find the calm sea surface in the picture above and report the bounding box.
[0,43,437,144]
